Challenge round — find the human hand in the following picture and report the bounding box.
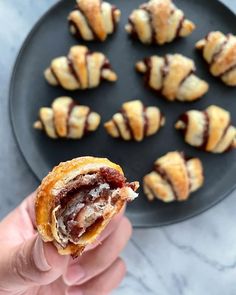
[0,192,132,295]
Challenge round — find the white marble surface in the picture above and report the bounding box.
[0,0,236,294]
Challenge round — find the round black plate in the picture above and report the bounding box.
[10,0,236,227]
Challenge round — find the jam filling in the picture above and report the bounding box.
[70,4,118,41]
[54,168,135,245]
[154,164,178,200]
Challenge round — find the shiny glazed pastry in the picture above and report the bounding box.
[68,0,121,41]
[44,45,117,90]
[196,31,236,86]
[136,54,209,101]
[125,0,195,45]
[175,105,236,153]
[33,97,100,139]
[35,157,139,257]
[143,151,204,202]
[104,100,165,142]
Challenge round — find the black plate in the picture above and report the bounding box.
[10,0,236,227]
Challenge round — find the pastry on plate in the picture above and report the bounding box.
[136,54,209,101]
[104,100,165,141]
[44,45,117,90]
[125,0,195,45]
[175,105,236,153]
[35,156,139,257]
[34,97,100,139]
[196,31,236,86]
[68,0,121,41]
[143,151,204,202]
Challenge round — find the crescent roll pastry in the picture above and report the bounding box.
[125,0,195,45]
[136,54,209,101]
[33,97,101,139]
[68,0,121,41]
[175,105,236,153]
[104,100,165,142]
[44,45,117,90]
[196,31,236,86]
[143,151,204,202]
[35,156,139,257]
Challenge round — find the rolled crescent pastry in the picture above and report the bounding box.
[35,157,139,257]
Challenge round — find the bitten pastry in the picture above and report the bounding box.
[35,156,139,257]
[175,105,236,153]
[143,151,204,202]
[136,54,209,101]
[33,97,100,139]
[44,45,117,90]
[68,0,121,41]
[196,31,236,86]
[125,0,195,45]
[104,100,165,142]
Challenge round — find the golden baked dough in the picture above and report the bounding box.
[125,0,195,45]
[44,45,117,90]
[196,31,236,86]
[35,156,139,257]
[104,100,165,142]
[68,0,121,41]
[175,105,236,153]
[136,54,209,101]
[34,97,100,139]
[143,151,204,202]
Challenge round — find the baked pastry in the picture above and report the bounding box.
[44,45,117,90]
[35,156,139,257]
[125,0,195,45]
[143,151,204,202]
[104,100,165,142]
[175,105,236,153]
[68,0,121,41]
[33,97,100,139]
[136,54,209,101]
[196,31,236,86]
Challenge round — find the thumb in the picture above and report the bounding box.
[0,234,69,292]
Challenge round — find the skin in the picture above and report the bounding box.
[0,192,132,295]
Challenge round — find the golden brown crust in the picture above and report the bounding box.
[68,0,121,42]
[33,97,101,139]
[35,157,129,256]
[104,100,165,141]
[143,151,204,202]
[175,105,236,153]
[136,54,209,102]
[196,31,236,86]
[44,45,117,90]
[125,0,195,45]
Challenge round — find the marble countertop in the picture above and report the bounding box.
[1,1,236,294]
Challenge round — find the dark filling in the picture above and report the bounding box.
[154,164,178,200]
[70,4,118,41]
[200,111,210,150]
[55,168,133,245]
[175,16,185,37]
[210,36,229,67]
[121,108,135,139]
[220,64,236,78]
[50,67,62,87]
[143,106,149,137]
[128,8,184,43]
[67,57,81,85]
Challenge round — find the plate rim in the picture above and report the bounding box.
[8,0,236,228]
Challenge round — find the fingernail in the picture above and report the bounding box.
[33,236,52,271]
[64,263,85,285]
[66,288,83,295]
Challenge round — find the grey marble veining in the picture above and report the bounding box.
[0,1,236,294]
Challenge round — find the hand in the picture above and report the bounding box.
[0,192,132,295]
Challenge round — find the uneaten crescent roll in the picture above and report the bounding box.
[35,157,139,257]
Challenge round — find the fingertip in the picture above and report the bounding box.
[120,216,133,239]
